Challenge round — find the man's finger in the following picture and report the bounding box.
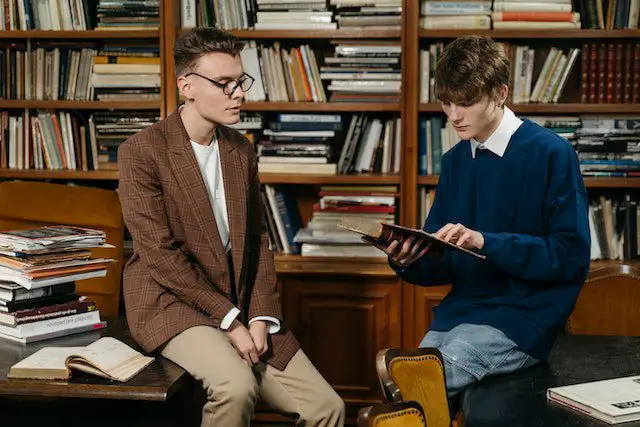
[242,352,253,366]
[399,236,415,257]
[417,246,430,259]
[457,231,470,247]
[248,347,260,365]
[434,223,454,239]
[386,240,399,255]
[444,224,463,242]
[410,238,427,257]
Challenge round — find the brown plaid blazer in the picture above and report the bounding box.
[117,110,300,371]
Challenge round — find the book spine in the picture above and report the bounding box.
[0,310,100,337]
[13,299,96,325]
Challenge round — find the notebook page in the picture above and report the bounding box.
[74,337,142,373]
[11,347,83,371]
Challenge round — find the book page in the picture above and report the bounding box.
[70,337,144,374]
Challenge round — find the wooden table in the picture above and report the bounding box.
[460,335,640,426]
[0,317,197,427]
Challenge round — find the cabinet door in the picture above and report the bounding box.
[412,285,450,346]
[282,275,401,403]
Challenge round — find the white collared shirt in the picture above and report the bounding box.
[469,106,523,159]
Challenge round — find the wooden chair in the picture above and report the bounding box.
[568,264,640,336]
[0,181,124,317]
[376,347,452,427]
[358,401,427,427]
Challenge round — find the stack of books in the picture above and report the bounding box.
[0,225,113,344]
[256,113,340,175]
[294,185,397,257]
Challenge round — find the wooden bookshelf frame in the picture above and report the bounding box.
[0,100,162,110]
[0,30,160,39]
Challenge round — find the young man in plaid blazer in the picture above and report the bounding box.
[117,27,344,427]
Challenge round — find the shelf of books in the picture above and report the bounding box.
[177,29,403,39]
[0,169,119,180]
[0,0,164,174]
[419,30,640,39]
[241,102,401,112]
[0,31,160,39]
[420,103,640,114]
[0,100,162,110]
[274,255,395,276]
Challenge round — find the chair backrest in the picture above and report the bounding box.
[358,401,427,427]
[376,347,451,427]
[0,181,124,317]
[568,264,640,336]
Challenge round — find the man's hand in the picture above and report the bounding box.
[248,321,269,356]
[226,323,260,366]
[385,235,432,267]
[435,223,484,250]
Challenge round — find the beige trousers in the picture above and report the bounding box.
[161,325,345,427]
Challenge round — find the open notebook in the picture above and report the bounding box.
[338,218,486,259]
[7,337,155,382]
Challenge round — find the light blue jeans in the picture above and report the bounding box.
[419,323,539,398]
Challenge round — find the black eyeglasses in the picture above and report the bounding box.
[185,72,255,96]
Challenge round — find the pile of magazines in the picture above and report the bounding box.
[0,225,113,343]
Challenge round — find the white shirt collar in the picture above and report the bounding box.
[470,106,523,158]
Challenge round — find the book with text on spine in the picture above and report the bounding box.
[337,218,486,259]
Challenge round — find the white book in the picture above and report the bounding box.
[0,268,107,290]
[421,1,492,15]
[493,2,572,11]
[548,376,640,424]
[0,310,100,338]
[181,0,196,27]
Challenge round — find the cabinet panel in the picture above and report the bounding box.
[411,285,450,346]
[282,275,401,403]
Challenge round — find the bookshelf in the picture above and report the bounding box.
[1,0,640,423]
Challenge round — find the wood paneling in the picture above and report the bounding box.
[282,276,401,403]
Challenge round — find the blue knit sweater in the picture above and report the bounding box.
[394,119,591,361]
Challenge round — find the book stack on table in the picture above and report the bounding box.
[0,225,113,343]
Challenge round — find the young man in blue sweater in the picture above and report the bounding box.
[387,36,591,398]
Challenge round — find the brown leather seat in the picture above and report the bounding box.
[0,181,124,316]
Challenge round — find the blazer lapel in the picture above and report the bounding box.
[218,126,247,291]
[165,111,230,273]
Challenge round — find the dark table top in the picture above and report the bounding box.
[0,317,189,401]
[461,334,640,427]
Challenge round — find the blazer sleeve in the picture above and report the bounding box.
[246,147,283,322]
[118,138,235,324]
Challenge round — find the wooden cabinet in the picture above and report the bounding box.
[410,285,450,346]
[281,274,401,404]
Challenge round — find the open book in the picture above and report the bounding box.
[337,218,486,259]
[548,375,640,424]
[7,337,155,382]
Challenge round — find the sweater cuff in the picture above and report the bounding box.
[480,232,508,262]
